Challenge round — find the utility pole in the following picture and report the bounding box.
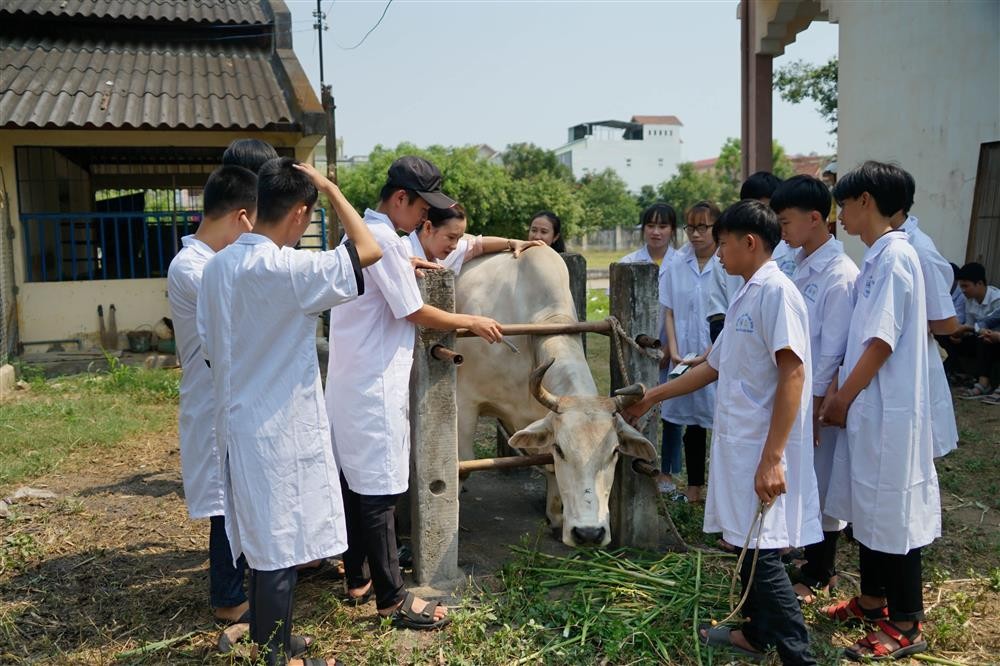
[314,1,340,247]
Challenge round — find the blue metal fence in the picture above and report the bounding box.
[21,209,328,282]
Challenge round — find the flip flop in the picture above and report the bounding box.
[345,580,374,606]
[214,608,251,626]
[217,625,312,658]
[699,624,763,660]
[384,591,451,631]
[298,557,345,580]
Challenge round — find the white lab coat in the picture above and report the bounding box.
[825,231,940,555]
[327,210,423,496]
[620,244,676,281]
[406,230,472,274]
[771,240,798,277]
[791,236,858,530]
[197,233,360,570]
[658,244,738,428]
[901,216,959,458]
[703,261,822,550]
[167,235,224,519]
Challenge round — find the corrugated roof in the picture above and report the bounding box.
[0,0,269,25]
[0,39,295,130]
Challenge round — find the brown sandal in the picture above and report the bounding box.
[821,596,888,624]
[845,620,927,661]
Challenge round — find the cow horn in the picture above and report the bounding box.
[529,358,562,413]
[613,383,646,412]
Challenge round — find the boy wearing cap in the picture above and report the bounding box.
[325,156,502,630]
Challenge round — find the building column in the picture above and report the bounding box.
[740,0,774,179]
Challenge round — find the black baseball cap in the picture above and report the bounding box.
[385,156,456,209]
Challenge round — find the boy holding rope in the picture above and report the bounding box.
[625,200,821,664]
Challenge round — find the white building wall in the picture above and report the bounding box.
[555,124,683,192]
[830,0,1000,265]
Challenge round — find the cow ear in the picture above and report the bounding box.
[613,414,657,461]
[509,415,555,454]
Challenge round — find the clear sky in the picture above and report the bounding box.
[286,0,839,162]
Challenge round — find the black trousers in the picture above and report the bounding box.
[683,425,707,487]
[249,566,297,666]
[208,515,247,608]
[940,334,998,379]
[340,473,405,611]
[799,530,840,587]
[739,548,817,665]
[859,544,924,622]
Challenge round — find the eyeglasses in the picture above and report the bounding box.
[685,224,714,235]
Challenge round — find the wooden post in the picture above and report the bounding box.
[609,262,686,550]
[409,269,463,589]
[560,252,588,354]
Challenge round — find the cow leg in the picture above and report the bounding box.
[542,466,563,529]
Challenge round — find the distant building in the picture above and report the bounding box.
[691,153,834,178]
[312,137,369,175]
[554,115,683,192]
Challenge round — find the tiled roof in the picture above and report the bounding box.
[0,39,295,130]
[631,115,683,127]
[0,0,269,25]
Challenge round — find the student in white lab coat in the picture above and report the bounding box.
[889,169,961,457]
[407,203,544,273]
[198,157,382,666]
[168,164,257,626]
[820,162,938,662]
[771,175,859,604]
[741,171,796,277]
[326,156,502,631]
[619,202,679,277]
[625,200,820,665]
[658,201,739,503]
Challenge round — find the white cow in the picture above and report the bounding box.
[455,247,656,547]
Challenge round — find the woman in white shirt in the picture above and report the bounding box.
[409,204,544,271]
[527,211,566,253]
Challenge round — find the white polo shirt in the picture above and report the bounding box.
[327,210,424,496]
[167,235,224,520]
[704,261,821,550]
[901,215,959,458]
[965,285,1000,329]
[198,233,361,570]
[825,231,940,555]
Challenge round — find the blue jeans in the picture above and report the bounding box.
[660,420,683,475]
[209,515,247,608]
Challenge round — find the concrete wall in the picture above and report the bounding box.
[0,129,321,346]
[829,0,1000,264]
[555,124,683,192]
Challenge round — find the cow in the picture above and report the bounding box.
[454,246,657,547]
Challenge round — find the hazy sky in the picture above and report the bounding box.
[286,1,839,162]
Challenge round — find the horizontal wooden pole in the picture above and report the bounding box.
[458,453,554,474]
[455,320,612,338]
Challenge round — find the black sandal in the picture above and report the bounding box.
[345,580,374,606]
[384,591,451,631]
[216,629,310,658]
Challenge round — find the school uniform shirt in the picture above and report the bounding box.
[197,233,362,570]
[964,285,1000,329]
[406,230,482,275]
[704,261,822,550]
[792,236,858,530]
[327,210,424,496]
[825,231,940,555]
[901,215,959,458]
[619,244,676,280]
[167,235,224,520]
[951,284,966,324]
[658,244,737,428]
[770,240,798,277]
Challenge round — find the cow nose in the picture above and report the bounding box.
[571,526,606,545]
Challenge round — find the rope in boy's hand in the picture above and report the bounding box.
[712,500,772,628]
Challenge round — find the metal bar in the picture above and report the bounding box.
[114,215,122,279]
[455,320,613,338]
[458,453,554,474]
[142,214,151,278]
[99,215,107,279]
[157,215,165,277]
[39,220,47,282]
[319,208,327,250]
[23,217,33,282]
[85,218,93,280]
[430,344,463,365]
[635,334,662,349]
[69,219,77,280]
[54,219,63,281]
[127,215,135,279]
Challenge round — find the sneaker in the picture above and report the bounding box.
[657,479,677,494]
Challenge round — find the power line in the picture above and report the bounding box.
[335,0,393,51]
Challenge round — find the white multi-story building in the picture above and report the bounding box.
[554,115,684,192]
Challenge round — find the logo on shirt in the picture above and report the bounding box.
[862,274,876,298]
[734,313,755,333]
[803,283,819,303]
[779,259,797,276]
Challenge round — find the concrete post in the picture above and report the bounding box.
[409,269,463,589]
[609,262,686,550]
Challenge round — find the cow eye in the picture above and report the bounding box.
[553,444,566,460]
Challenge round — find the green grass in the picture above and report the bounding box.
[0,359,179,488]
[577,249,629,271]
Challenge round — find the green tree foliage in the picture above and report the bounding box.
[773,57,838,134]
[337,143,635,240]
[656,163,723,216]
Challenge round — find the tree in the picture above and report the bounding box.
[714,137,795,202]
[656,163,724,215]
[576,170,639,234]
[500,142,574,182]
[773,57,838,134]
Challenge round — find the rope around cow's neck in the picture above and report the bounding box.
[713,499,771,627]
